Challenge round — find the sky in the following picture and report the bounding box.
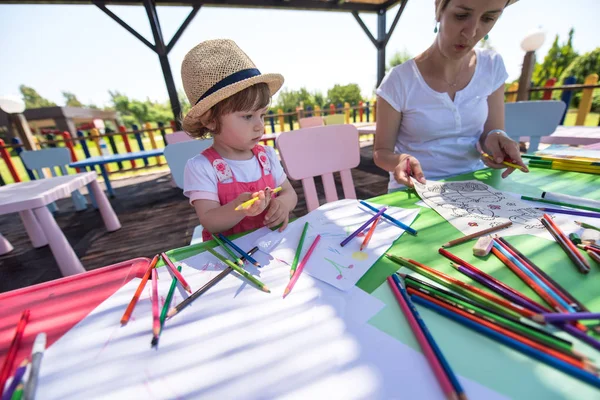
[0,0,598,108]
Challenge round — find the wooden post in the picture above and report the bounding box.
[314,105,321,117]
[11,138,35,180]
[119,125,136,168]
[268,110,276,134]
[61,132,80,173]
[132,124,148,166]
[329,104,335,115]
[373,99,377,123]
[517,51,535,101]
[344,102,350,124]
[559,76,577,125]
[542,78,557,100]
[0,138,21,183]
[359,101,364,122]
[575,74,599,126]
[144,122,162,165]
[287,109,294,131]
[9,113,36,151]
[366,101,371,122]
[506,82,519,103]
[278,109,284,133]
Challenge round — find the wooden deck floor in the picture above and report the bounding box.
[0,145,389,293]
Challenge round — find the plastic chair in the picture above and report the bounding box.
[323,114,346,126]
[276,125,360,212]
[505,101,566,153]
[165,131,193,145]
[298,116,324,129]
[20,148,90,212]
[164,138,214,244]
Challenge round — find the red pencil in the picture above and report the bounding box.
[151,267,160,347]
[543,214,590,268]
[405,157,412,178]
[160,252,192,293]
[0,310,30,392]
[283,235,321,298]
[360,216,381,251]
[121,255,158,325]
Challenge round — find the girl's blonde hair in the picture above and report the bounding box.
[182,83,271,139]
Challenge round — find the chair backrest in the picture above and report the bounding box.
[164,139,214,189]
[276,125,360,212]
[20,148,72,178]
[165,131,194,145]
[298,116,324,129]
[322,114,346,126]
[505,101,566,153]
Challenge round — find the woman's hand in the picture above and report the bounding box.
[482,132,529,178]
[392,155,426,188]
[235,190,270,217]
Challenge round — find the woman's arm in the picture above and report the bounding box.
[373,96,425,187]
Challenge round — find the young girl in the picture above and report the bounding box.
[180,39,297,241]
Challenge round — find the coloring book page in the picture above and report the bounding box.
[254,199,419,291]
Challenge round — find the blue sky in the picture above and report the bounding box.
[0,0,597,107]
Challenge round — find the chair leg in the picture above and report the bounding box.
[87,183,98,209]
[89,179,121,232]
[47,202,59,214]
[19,209,48,248]
[71,189,88,211]
[0,233,14,255]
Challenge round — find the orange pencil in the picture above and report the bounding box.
[120,255,158,325]
[360,216,381,251]
[160,252,192,293]
[150,267,160,347]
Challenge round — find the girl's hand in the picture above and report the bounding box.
[264,197,290,231]
[235,190,270,217]
[392,155,426,188]
[482,132,529,178]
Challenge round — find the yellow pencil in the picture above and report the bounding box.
[235,187,282,210]
[482,153,527,172]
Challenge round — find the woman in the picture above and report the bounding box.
[373,0,528,192]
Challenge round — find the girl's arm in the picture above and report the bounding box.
[372,96,425,187]
[192,191,267,234]
[264,179,297,231]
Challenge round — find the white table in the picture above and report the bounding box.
[0,172,121,275]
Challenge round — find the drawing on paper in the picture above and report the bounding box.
[325,258,354,280]
[352,252,369,261]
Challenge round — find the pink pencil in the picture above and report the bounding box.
[387,276,458,400]
[161,252,192,293]
[150,268,160,347]
[283,235,321,298]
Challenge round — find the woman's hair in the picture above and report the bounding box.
[435,0,510,21]
[183,83,271,139]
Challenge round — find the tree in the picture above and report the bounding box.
[273,87,323,112]
[387,49,412,71]
[19,85,56,109]
[558,47,600,111]
[326,84,363,107]
[532,28,579,87]
[62,91,84,107]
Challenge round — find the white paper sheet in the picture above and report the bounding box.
[253,199,419,291]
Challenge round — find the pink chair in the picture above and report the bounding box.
[298,116,324,129]
[165,131,193,144]
[276,125,360,212]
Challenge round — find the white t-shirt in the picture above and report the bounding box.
[183,145,286,204]
[376,48,509,191]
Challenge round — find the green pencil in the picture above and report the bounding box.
[206,247,270,292]
[11,384,23,400]
[521,196,600,213]
[290,222,309,278]
[159,264,182,334]
[575,221,600,232]
[212,234,244,266]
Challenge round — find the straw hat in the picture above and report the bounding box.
[181,39,284,127]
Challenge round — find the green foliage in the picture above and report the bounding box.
[19,85,56,109]
[326,84,363,107]
[273,87,324,112]
[532,28,579,87]
[62,91,84,107]
[387,49,412,71]
[107,91,174,127]
[558,47,600,84]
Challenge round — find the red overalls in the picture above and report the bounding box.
[201,145,276,241]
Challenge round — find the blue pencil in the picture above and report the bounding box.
[391,274,465,398]
[359,200,417,235]
[217,233,261,267]
[411,295,600,390]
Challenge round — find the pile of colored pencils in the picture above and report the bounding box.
[540,214,591,274]
[523,154,600,175]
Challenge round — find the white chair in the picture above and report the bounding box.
[164,139,213,244]
[505,101,566,153]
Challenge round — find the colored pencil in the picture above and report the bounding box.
[522,154,600,166]
[481,152,527,172]
[441,221,512,248]
[403,275,577,355]
[217,233,261,267]
[10,384,24,400]
[159,263,181,332]
[407,288,591,370]
[534,312,600,324]
[578,244,600,254]
[412,295,600,389]
[521,196,600,213]
[360,216,381,251]
[283,235,321,298]
[527,161,600,175]
[587,250,600,264]
[235,186,282,210]
[206,247,270,292]
[386,254,531,319]
[0,310,30,394]
[536,207,600,219]
[167,247,258,318]
[498,238,588,313]
[576,221,600,232]
[341,207,388,247]
[160,252,192,293]
[405,157,411,177]
[290,222,309,278]
[2,359,28,400]
[540,217,590,274]
[120,255,158,325]
[387,276,459,400]
[359,200,417,235]
[211,234,243,266]
[22,333,45,400]
[542,214,590,268]
[491,240,575,312]
[150,268,160,347]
